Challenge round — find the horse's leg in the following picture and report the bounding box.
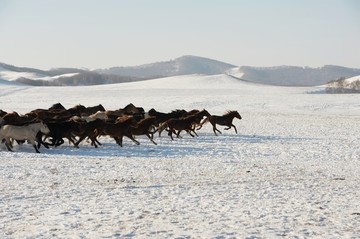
[167,130,174,140]
[126,134,140,145]
[74,134,86,147]
[94,137,102,147]
[232,124,238,134]
[68,137,79,148]
[37,132,49,149]
[191,128,198,137]
[29,139,40,153]
[36,132,42,149]
[5,138,13,152]
[176,130,182,138]
[224,126,231,130]
[33,144,40,153]
[8,138,14,148]
[185,129,195,137]
[115,136,123,147]
[55,138,64,147]
[146,133,157,145]
[211,123,221,135]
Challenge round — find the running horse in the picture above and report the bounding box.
[200,110,242,135]
[157,109,211,140]
[0,121,50,153]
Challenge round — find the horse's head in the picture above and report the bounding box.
[40,122,51,134]
[97,104,106,112]
[201,109,211,117]
[148,108,156,116]
[234,111,242,120]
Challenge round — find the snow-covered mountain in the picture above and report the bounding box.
[0,63,143,86]
[96,55,236,78]
[228,65,360,86]
[1,56,360,86]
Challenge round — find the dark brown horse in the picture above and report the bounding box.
[1,111,38,126]
[0,109,8,118]
[95,116,139,147]
[148,108,187,125]
[157,109,211,140]
[81,104,106,116]
[200,110,242,135]
[105,103,144,122]
[74,118,107,148]
[42,119,85,148]
[48,103,66,111]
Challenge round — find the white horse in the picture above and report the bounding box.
[0,121,50,153]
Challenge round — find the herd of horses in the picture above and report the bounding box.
[0,103,242,153]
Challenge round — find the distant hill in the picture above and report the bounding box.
[1,56,360,86]
[228,65,360,86]
[93,56,360,86]
[96,55,237,78]
[0,62,144,86]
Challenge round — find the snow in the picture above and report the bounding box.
[1,74,360,238]
[345,75,360,84]
[226,67,244,79]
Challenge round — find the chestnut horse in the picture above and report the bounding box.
[157,109,211,140]
[95,116,139,147]
[200,110,242,135]
[131,116,158,145]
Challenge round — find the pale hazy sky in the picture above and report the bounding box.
[0,0,359,69]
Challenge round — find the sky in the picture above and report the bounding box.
[0,0,359,70]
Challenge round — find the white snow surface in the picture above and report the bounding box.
[1,74,360,238]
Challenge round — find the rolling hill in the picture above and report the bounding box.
[1,56,360,86]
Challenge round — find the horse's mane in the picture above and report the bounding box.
[224,110,237,116]
[171,109,186,114]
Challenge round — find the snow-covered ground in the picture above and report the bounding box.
[1,74,360,238]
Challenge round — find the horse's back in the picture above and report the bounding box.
[0,123,42,140]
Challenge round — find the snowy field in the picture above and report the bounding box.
[1,74,360,238]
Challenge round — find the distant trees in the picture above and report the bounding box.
[15,73,145,86]
[325,77,360,93]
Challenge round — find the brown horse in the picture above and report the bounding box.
[95,116,139,147]
[74,118,107,148]
[48,103,66,111]
[1,111,38,126]
[148,108,188,125]
[200,110,242,135]
[105,103,144,122]
[131,116,158,145]
[157,109,211,140]
[0,109,8,118]
[81,104,106,116]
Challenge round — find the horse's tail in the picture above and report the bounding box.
[197,117,210,130]
[156,122,168,137]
